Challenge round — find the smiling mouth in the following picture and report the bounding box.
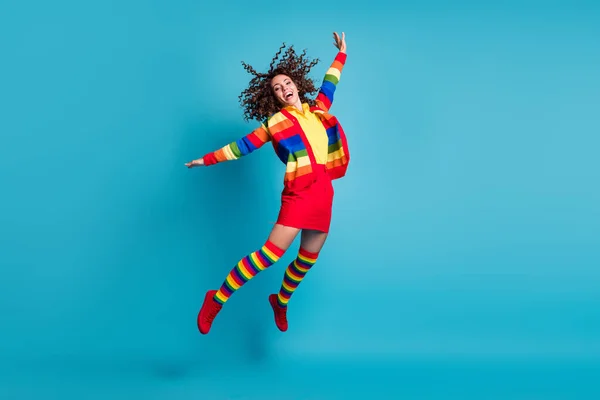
[285,92,293,100]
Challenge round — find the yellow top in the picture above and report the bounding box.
[286,103,329,165]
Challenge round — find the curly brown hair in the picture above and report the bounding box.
[238,43,320,123]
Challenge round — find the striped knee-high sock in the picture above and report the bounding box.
[277,248,319,308]
[214,240,285,305]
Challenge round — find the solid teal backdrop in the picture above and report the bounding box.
[1,1,599,398]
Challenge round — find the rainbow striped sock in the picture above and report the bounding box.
[276,247,319,308]
[214,240,285,305]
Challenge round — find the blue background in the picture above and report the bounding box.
[1,1,599,398]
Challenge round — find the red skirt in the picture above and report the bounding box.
[276,165,334,233]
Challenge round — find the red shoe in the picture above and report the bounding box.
[197,290,222,334]
[269,294,288,332]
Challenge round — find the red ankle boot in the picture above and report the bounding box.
[197,290,222,334]
[269,294,288,332]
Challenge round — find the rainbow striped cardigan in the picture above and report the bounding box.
[202,51,350,191]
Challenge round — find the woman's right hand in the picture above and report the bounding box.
[185,158,205,168]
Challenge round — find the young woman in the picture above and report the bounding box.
[186,32,349,334]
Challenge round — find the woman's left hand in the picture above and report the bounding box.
[333,32,346,53]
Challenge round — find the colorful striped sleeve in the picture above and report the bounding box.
[315,51,347,112]
[202,123,271,166]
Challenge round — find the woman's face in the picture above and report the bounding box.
[270,74,299,107]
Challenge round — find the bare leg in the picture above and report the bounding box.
[267,224,301,252]
[300,229,329,253]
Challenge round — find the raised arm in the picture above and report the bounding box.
[186,123,271,167]
[315,32,347,113]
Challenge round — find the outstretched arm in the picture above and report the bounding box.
[185,124,271,167]
[315,32,347,113]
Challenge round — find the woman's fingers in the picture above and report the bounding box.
[333,31,345,51]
